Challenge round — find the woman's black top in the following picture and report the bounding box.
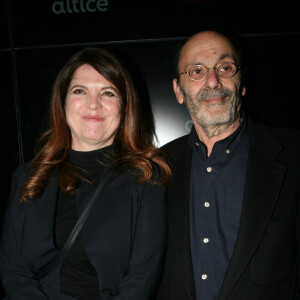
[55,144,114,300]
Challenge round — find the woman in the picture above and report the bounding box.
[0,47,171,299]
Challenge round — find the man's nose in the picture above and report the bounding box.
[204,68,222,89]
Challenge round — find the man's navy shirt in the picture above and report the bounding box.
[189,118,249,300]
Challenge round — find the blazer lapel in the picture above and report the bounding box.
[167,136,196,299]
[219,119,287,299]
[27,175,60,269]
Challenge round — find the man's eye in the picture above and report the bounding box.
[220,66,230,72]
[193,69,203,74]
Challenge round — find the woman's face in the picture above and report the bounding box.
[65,64,122,151]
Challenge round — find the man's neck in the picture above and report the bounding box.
[194,117,242,157]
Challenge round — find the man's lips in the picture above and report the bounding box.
[203,97,224,104]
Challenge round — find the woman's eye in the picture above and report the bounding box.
[72,88,85,94]
[103,91,115,97]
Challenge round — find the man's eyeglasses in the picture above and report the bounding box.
[178,62,240,81]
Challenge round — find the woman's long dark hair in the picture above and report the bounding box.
[20,47,171,202]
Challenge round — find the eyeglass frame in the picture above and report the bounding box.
[177,62,240,81]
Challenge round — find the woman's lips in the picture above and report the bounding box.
[83,115,103,121]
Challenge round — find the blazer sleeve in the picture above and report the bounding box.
[107,179,167,300]
[0,166,48,300]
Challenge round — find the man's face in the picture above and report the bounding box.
[173,31,246,132]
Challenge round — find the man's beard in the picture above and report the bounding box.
[182,87,241,129]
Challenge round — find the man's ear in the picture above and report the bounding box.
[173,78,184,104]
[242,86,246,96]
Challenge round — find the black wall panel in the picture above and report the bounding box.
[0,50,19,214]
[0,1,9,50]
[8,0,300,47]
[239,33,300,129]
[0,51,19,300]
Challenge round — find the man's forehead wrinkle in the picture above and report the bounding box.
[180,39,236,68]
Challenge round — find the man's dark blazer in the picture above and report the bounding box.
[0,164,167,300]
[157,117,300,300]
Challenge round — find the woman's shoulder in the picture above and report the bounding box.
[11,162,30,181]
[8,162,31,198]
[123,161,165,182]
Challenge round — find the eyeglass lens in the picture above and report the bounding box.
[188,62,238,81]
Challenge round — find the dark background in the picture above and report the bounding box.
[1,0,300,298]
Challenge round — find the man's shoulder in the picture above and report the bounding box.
[250,118,300,148]
[249,117,299,138]
[161,134,191,168]
[268,126,300,157]
[268,126,300,142]
[248,117,300,162]
[162,134,190,152]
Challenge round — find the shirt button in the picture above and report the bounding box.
[204,202,210,207]
[206,167,212,172]
[226,149,230,154]
[203,238,209,243]
[202,274,207,280]
[195,142,200,146]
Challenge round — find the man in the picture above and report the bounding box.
[157,30,300,299]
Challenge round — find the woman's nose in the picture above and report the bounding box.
[86,94,101,109]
